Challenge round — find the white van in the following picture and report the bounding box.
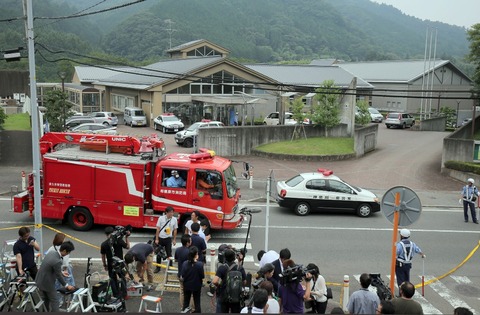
[124,107,147,127]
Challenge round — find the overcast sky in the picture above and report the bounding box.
[370,0,479,29]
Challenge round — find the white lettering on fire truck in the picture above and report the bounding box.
[159,188,187,195]
[49,182,71,188]
[112,137,127,141]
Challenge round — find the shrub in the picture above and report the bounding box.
[444,160,480,175]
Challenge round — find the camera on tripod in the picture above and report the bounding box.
[154,244,167,260]
[111,225,132,243]
[369,273,392,301]
[279,265,315,285]
[111,256,127,275]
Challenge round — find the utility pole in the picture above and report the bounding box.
[24,0,43,256]
[164,19,176,50]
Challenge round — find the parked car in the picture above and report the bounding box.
[153,113,184,133]
[461,118,472,126]
[64,117,95,129]
[276,168,380,217]
[124,107,147,127]
[70,123,117,135]
[90,112,118,126]
[263,112,297,125]
[385,112,415,129]
[175,120,224,147]
[368,107,384,123]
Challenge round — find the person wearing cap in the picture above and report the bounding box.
[395,229,425,287]
[461,178,479,223]
[167,170,186,188]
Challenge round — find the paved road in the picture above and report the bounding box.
[0,125,474,313]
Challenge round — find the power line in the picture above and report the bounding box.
[34,0,146,20]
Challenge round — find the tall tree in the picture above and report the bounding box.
[467,23,480,104]
[311,80,341,135]
[43,90,71,132]
[0,107,6,126]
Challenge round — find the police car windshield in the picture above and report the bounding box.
[162,116,179,122]
[285,175,304,187]
[187,122,202,131]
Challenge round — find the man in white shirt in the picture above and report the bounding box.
[258,249,279,268]
[155,206,178,272]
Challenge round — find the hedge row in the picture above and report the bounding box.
[444,160,480,175]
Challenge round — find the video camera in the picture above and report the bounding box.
[111,225,132,242]
[369,273,392,301]
[279,265,315,285]
[154,244,168,260]
[217,244,247,264]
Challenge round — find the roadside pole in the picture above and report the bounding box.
[24,0,44,257]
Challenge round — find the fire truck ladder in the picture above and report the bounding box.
[161,259,179,295]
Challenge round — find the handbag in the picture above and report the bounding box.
[325,287,333,299]
[304,299,316,309]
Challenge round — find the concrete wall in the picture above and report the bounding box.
[0,131,32,166]
[198,124,349,156]
[418,116,446,131]
[354,124,378,157]
[440,115,480,169]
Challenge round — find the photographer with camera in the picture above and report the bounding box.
[124,243,155,291]
[304,263,328,314]
[100,226,131,298]
[259,281,280,314]
[212,248,247,313]
[346,273,380,315]
[13,226,40,280]
[253,263,278,297]
[240,288,269,314]
[277,259,311,314]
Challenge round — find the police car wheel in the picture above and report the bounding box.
[294,202,311,216]
[357,203,372,217]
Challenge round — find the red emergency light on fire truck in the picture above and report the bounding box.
[13,132,244,231]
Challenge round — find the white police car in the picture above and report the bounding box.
[276,168,380,217]
[153,113,184,133]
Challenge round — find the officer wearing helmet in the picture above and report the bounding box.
[395,229,425,287]
[166,170,186,188]
[461,178,479,224]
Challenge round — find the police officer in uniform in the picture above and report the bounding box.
[461,178,479,223]
[395,229,425,287]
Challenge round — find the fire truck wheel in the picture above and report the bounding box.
[68,207,94,231]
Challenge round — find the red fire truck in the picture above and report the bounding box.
[13,132,244,231]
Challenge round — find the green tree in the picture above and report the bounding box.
[467,23,480,102]
[290,97,305,124]
[0,107,6,126]
[43,90,71,132]
[311,80,341,135]
[355,100,371,126]
[439,106,457,127]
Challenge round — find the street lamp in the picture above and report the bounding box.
[58,71,66,130]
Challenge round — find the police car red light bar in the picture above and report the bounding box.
[317,168,333,176]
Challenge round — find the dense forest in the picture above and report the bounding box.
[0,0,474,82]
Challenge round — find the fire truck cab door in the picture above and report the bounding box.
[192,170,223,209]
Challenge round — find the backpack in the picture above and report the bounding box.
[222,263,243,304]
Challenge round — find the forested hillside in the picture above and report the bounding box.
[0,0,473,82]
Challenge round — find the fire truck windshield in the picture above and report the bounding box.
[224,164,238,198]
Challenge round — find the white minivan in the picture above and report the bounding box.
[124,107,147,127]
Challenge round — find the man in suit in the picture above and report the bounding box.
[35,241,75,311]
[271,248,291,294]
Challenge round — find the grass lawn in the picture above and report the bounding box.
[255,137,354,155]
[2,113,31,131]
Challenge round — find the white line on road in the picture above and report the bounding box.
[425,275,477,315]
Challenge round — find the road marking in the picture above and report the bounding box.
[248,225,480,234]
[425,275,477,315]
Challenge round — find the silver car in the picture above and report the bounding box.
[90,112,118,126]
[70,123,117,135]
[175,120,224,147]
[385,113,415,129]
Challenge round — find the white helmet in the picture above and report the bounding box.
[468,178,475,184]
[400,229,411,238]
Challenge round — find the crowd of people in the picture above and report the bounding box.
[9,206,475,314]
